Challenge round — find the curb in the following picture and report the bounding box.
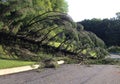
[0,65,39,76]
[57,60,64,64]
[0,60,64,76]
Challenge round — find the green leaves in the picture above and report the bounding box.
[0,0,108,62]
[0,0,68,34]
[80,18,120,46]
[0,22,4,30]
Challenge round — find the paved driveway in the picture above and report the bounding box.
[0,64,120,84]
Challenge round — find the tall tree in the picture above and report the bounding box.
[50,0,68,13]
[80,17,120,46]
[0,0,68,33]
[116,12,120,19]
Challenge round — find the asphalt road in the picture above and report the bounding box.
[110,53,120,59]
[0,64,120,84]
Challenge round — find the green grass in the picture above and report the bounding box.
[0,59,35,69]
[0,45,35,69]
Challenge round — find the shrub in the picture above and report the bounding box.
[43,58,59,68]
[108,46,120,53]
[84,58,120,65]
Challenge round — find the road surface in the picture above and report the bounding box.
[110,53,120,59]
[0,64,120,84]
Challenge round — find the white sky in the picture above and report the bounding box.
[66,0,120,22]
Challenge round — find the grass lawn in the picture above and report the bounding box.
[0,45,35,69]
[0,59,35,69]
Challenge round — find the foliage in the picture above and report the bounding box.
[43,58,59,68]
[108,46,120,53]
[84,58,120,65]
[74,27,107,59]
[0,0,108,65]
[0,0,68,33]
[0,11,108,63]
[50,0,68,13]
[80,17,120,46]
[0,0,35,33]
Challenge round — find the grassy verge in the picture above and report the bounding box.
[0,59,35,69]
[0,45,35,69]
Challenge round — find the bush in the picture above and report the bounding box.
[108,46,120,53]
[94,48,109,59]
[84,58,120,65]
[80,48,108,60]
[43,58,59,68]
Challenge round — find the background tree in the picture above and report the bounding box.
[116,12,120,19]
[79,15,120,46]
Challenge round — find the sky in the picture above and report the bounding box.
[65,0,120,22]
